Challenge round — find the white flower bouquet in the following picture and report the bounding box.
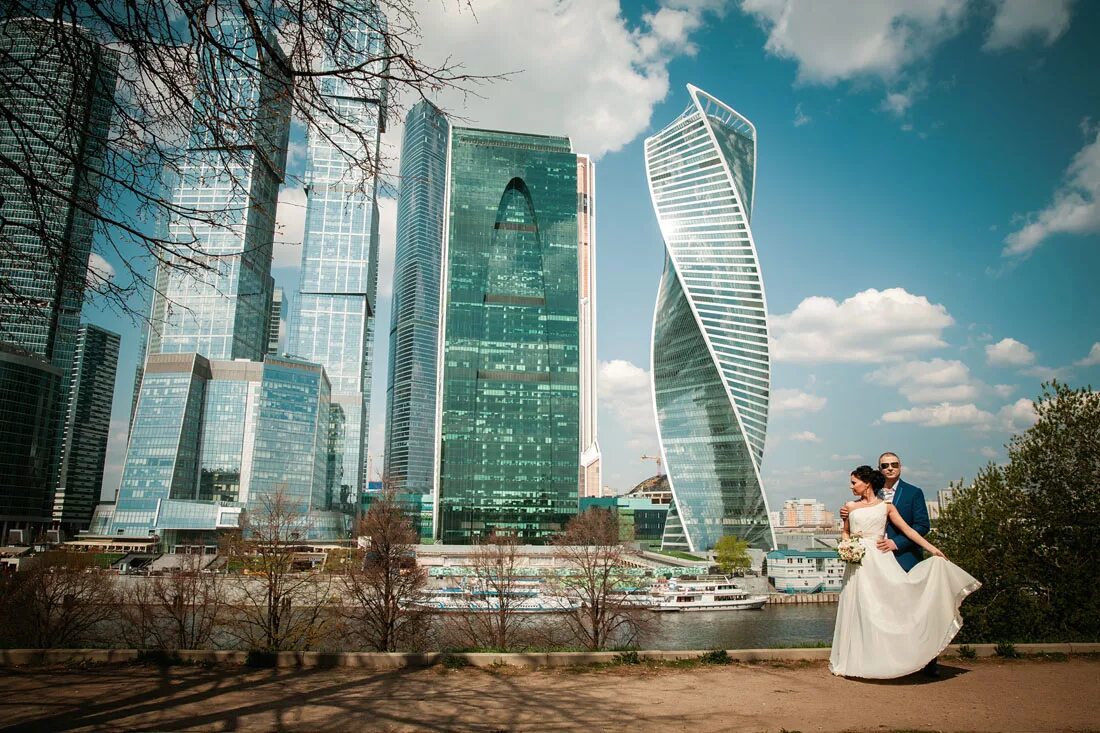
[837,538,866,565]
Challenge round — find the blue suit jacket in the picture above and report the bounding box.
[880,479,930,572]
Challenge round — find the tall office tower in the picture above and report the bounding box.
[384,100,449,504]
[435,127,582,544]
[288,6,388,506]
[0,17,118,536]
[54,325,119,532]
[645,85,775,552]
[576,155,602,498]
[153,11,290,361]
[267,287,283,355]
[105,353,338,547]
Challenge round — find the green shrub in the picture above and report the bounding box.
[700,649,731,665]
[613,650,641,665]
[994,641,1020,658]
[957,644,977,659]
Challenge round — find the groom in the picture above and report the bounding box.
[875,452,930,573]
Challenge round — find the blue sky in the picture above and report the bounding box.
[88,0,1100,514]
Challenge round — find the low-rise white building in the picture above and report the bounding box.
[766,549,845,593]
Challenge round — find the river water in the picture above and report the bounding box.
[636,604,837,650]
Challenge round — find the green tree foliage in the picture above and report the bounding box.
[714,535,751,575]
[934,382,1099,642]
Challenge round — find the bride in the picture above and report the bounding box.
[829,465,981,679]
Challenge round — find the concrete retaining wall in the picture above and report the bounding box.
[1,643,1096,669]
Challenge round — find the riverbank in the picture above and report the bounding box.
[1,654,1096,731]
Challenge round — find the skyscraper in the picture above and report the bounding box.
[0,17,117,536]
[435,127,583,544]
[577,155,601,498]
[384,100,449,501]
[153,13,290,361]
[645,85,775,552]
[387,111,596,544]
[287,6,388,504]
[267,287,283,355]
[54,324,119,532]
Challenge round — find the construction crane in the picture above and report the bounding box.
[641,454,665,474]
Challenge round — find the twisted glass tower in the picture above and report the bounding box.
[645,85,775,552]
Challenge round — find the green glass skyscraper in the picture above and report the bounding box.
[435,128,582,544]
[0,16,117,537]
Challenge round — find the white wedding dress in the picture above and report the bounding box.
[829,501,981,678]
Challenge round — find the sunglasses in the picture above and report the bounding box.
[880,462,900,469]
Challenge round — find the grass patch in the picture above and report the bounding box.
[957,644,977,659]
[995,641,1021,659]
[440,654,470,670]
[613,650,641,665]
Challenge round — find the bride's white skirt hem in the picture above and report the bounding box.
[829,578,981,680]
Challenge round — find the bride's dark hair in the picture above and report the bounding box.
[851,465,886,492]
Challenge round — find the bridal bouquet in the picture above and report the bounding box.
[837,538,865,564]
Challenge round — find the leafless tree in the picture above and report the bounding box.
[339,484,430,651]
[222,488,335,652]
[449,531,534,651]
[0,0,493,338]
[116,554,226,650]
[551,508,655,650]
[0,551,117,648]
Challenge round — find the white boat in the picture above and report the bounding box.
[649,575,767,612]
[418,578,579,614]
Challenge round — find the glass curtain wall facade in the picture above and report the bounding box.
[0,17,117,534]
[54,324,120,531]
[267,287,283,355]
[287,5,388,509]
[108,354,341,542]
[645,85,775,552]
[436,128,581,544]
[154,10,290,361]
[384,100,449,511]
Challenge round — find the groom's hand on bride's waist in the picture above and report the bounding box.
[876,538,898,552]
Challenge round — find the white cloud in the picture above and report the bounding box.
[739,0,967,85]
[830,453,862,461]
[1003,131,1100,256]
[984,0,1073,51]
[789,430,822,443]
[770,287,954,364]
[410,0,724,160]
[86,252,116,288]
[599,359,657,450]
[1021,364,1071,381]
[867,358,981,403]
[998,397,1037,432]
[985,337,1036,367]
[993,383,1016,398]
[793,102,811,127]
[978,446,999,459]
[880,397,1037,432]
[880,402,995,427]
[273,185,307,268]
[771,388,827,413]
[1075,342,1100,367]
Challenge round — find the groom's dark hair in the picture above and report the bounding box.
[852,465,886,492]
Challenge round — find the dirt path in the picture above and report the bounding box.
[0,657,1097,732]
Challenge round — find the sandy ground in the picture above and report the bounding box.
[0,657,1097,732]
